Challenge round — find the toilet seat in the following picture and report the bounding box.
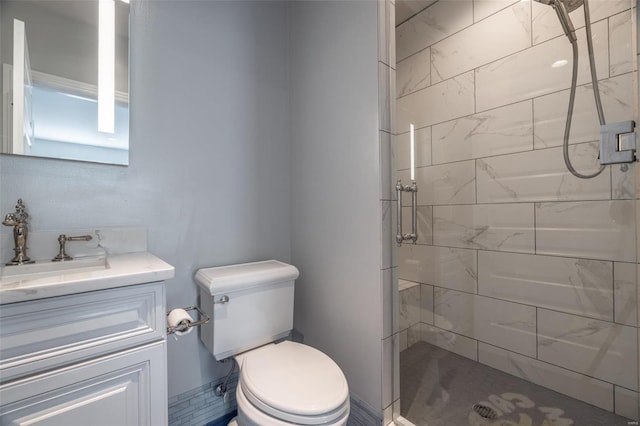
[238,341,349,425]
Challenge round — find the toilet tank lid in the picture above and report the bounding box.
[195,260,299,295]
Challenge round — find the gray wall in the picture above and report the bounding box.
[0,0,291,399]
[289,0,383,413]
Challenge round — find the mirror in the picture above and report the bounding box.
[0,0,129,165]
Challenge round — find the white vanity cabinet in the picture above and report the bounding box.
[0,281,169,426]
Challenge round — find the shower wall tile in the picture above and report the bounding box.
[378,0,390,67]
[399,329,408,352]
[614,386,639,420]
[538,308,638,390]
[610,11,633,77]
[382,334,394,408]
[402,206,433,245]
[431,1,531,84]
[382,201,393,269]
[390,67,397,134]
[420,284,434,325]
[614,262,637,326]
[535,200,636,262]
[478,343,614,411]
[433,204,535,253]
[396,48,431,97]
[396,126,431,170]
[421,323,478,361]
[397,71,475,132]
[396,0,473,61]
[414,161,476,206]
[612,163,636,200]
[407,323,422,347]
[382,268,394,338]
[532,0,630,45]
[473,295,536,357]
[475,21,609,112]
[397,244,477,293]
[473,0,520,23]
[478,251,614,321]
[432,100,533,164]
[533,73,634,149]
[434,288,475,337]
[379,63,391,133]
[434,289,537,356]
[380,132,392,201]
[476,142,610,203]
[395,0,437,26]
[399,281,420,332]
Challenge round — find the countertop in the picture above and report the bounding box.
[0,252,175,304]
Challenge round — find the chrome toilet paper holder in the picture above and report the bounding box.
[166,306,210,335]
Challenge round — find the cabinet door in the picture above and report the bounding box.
[0,342,167,426]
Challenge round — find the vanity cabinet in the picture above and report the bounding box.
[0,281,168,426]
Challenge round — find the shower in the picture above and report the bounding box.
[534,0,607,179]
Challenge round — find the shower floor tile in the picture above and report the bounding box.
[400,341,634,426]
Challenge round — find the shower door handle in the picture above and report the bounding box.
[396,180,418,246]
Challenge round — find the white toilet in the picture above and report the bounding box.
[196,260,350,426]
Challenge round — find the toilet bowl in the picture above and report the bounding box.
[232,341,349,425]
[195,260,350,426]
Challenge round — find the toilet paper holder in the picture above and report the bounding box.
[166,306,210,335]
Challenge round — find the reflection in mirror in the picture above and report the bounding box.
[0,0,129,165]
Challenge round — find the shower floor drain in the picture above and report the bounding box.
[472,403,498,419]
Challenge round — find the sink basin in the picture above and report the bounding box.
[0,256,109,280]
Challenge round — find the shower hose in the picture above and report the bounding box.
[563,0,606,179]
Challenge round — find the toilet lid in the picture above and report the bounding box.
[241,341,349,422]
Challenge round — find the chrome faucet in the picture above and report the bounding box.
[2,199,34,265]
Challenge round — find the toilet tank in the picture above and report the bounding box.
[195,260,299,360]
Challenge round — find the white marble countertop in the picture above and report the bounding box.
[0,252,175,304]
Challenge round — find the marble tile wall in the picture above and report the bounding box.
[395,0,638,419]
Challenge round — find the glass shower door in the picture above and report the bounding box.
[393,0,639,424]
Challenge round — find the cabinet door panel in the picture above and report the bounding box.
[0,282,165,382]
[0,342,166,426]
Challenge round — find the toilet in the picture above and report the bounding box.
[196,260,350,426]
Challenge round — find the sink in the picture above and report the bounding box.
[0,256,109,280]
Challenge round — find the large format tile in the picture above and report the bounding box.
[431,1,531,83]
[397,48,431,97]
[413,161,476,206]
[421,323,478,361]
[535,200,636,262]
[397,72,475,131]
[395,126,431,170]
[397,244,477,293]
[478,343,614,411]
[609,11,633,77]
[395,0,437,26]
[615,386,639,420]
[614,262,637,326]
[532,0,630,45]
[399,282,421,332]
[434,288,475,337]
[476,21,609,112]
[432,100,533,164]
[402,205,433,245]
[420,284,434,325]
[538,308,638,390]
[474,295,536,357]
[396,0,473,61]
[379,62,391,133]
[533,73,634,149]
[478,251,613,320]
[433,204,535,253]
[476,142,610,203]
[474,0,520,22]
[434,290,537,356]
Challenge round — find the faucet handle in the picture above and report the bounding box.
[52,234,93,262]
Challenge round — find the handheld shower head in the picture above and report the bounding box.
[534,0,582,42]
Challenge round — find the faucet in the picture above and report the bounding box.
[2,199,34,265]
